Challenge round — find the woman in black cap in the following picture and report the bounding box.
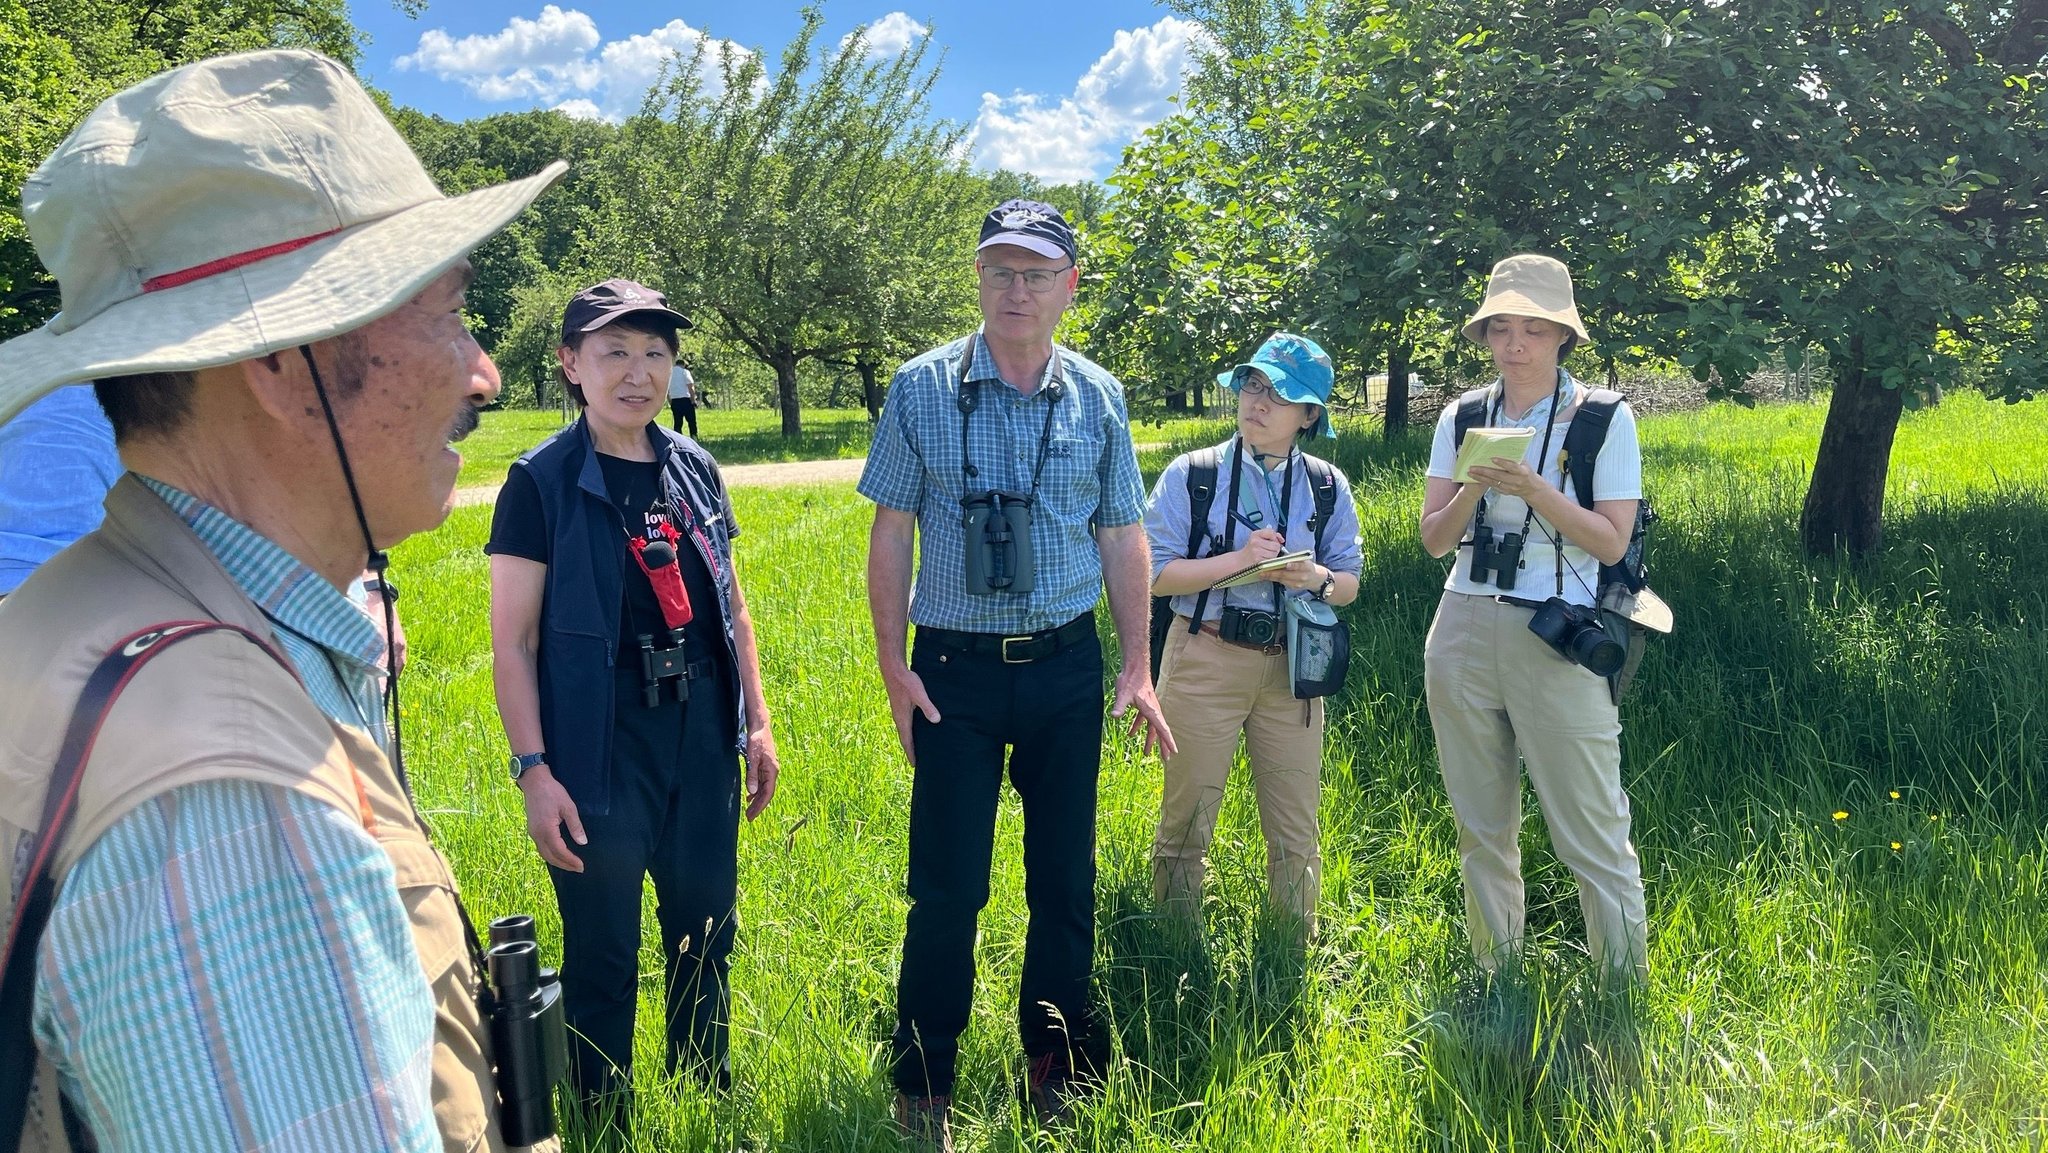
[486,279,780,1125]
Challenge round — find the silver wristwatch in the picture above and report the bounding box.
[509,751,548,780]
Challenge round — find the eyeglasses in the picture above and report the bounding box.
[1234,369,1281,401]
[979,263,1074,293]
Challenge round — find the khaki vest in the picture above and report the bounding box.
[0,478,534,1152]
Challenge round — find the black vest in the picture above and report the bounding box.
[512,416,746,815]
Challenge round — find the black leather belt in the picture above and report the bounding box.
[919,613,1094,664]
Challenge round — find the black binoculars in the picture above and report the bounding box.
[1218,605,1283,648]
[1467,525,1525,590]
[483,914,569,1147]
[1527,597,1628,677]
[961,489,1035,595]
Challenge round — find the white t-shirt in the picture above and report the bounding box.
[1426,377,1642,606]
[667,365,695,400]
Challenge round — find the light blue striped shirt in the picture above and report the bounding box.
[858,332,1147,633]
[1145,438,1366,623]
[33,478,437,1152]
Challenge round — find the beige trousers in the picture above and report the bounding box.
[1424,592,1648,978]
[1151,619,1325,928]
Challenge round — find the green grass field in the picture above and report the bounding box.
[395,391,2048,1151]
[458,407,879,489]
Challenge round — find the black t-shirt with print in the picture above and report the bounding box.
[488,454,724,673]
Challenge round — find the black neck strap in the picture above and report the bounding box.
[299,345,407,792]
[955,332,1066,497]
[1470,371,1568,579]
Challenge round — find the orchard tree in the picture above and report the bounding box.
[593,8,973,437]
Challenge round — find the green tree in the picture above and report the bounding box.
[1104,0,2048,555]
[2,0,367,337]
[590,8,974,437]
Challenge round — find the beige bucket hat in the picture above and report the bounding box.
[0,49,567,427]
[1460,253,1593,348]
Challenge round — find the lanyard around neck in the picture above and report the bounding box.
[1472,371,1568,580]
[955,331,1065,496]
[1223,439,1296,611]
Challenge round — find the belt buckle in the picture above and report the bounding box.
[1000,634,1034,664]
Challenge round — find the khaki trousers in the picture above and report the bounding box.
[1423,592,1648,978]
[1151,619,1325,927]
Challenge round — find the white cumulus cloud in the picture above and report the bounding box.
[970,16,1211,183]
[841,12,927,59]
[395,6,749,121]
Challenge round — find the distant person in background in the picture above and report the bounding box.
[1145,333,1363,936]
[488,278,780,1129]
[668,354,699,437]
[0,385,121,597]
[1417,253,1649,982]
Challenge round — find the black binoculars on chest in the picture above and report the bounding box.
[961,489,1036,595]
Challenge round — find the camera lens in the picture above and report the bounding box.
[1570,628,1627,677]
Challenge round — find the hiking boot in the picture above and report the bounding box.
[1021,1052,1093,1128]
[894,1092,954,1152]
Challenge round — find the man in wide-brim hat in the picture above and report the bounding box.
[0,51,564,1151]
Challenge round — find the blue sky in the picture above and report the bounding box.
[347,0,1208,183]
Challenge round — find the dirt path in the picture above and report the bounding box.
[451,456,868,507]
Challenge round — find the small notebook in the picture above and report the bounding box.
[1211,549,1313,590]
[1450,427,1537,482]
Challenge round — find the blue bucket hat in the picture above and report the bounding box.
[1218,332,1336,439]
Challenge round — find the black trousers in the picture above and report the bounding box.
[548,661,739,1104]
[669,398,699,438]
[891,621,1106,1097]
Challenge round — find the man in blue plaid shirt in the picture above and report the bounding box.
[860,199,1175,1146]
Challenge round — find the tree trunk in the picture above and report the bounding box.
[774,353,802,438]
[1800,343,1903,558]
[1383,341,1410,441]
[859,357,882,421]
[1166,388,1189,413]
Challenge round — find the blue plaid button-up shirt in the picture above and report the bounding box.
[859,331,1147,633]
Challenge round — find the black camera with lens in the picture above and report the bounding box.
[1218,605,1283,648]
[961,489,1036,595]
[1526,597,1628,677]
[1467,524,1525,590]
[482,914,569,1147]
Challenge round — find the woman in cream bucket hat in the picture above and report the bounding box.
[1416,253,1650,982]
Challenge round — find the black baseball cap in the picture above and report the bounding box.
[977,199,1077,264]
[560,278,692,344]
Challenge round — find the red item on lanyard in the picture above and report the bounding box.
[628,519,694,630]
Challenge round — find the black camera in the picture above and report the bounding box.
[484,915,569,1147]
[1467,525,1525,590]
[1526,597,1628,677]
[1219,605,1283,648]
[961,489,1035,595]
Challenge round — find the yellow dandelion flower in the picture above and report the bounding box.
[1889,790,1901,800]
[1929,813,1940,821]
[1832,810,1849,821]
[1891,841,1903,851]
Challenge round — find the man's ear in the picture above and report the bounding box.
[236,349,306,427]
[555,344,579,384]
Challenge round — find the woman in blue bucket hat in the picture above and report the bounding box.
[1141,332,1364,935]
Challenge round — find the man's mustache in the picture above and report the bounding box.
[448,404,481,443]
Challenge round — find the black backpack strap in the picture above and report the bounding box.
[1302,455,1338,551]
[1183,447,1221,634]
[2,621,289,1153]
[1561,388,1624,510]
[1452,387,1490,448]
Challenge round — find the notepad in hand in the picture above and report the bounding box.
[1451,427,1538,483]
[1212,549,1314,590]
